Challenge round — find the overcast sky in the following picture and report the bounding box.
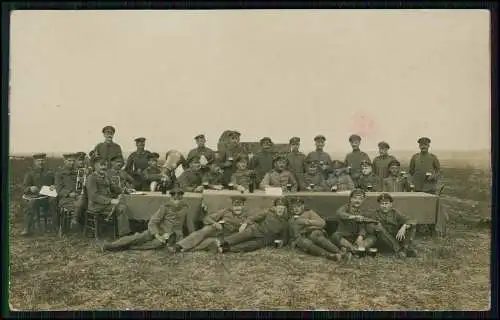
[9,10,490,155]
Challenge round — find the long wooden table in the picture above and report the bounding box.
[123,190,445,231]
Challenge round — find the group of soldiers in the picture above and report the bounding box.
[20,125,441,260]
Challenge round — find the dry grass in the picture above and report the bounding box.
[8,159,491,310]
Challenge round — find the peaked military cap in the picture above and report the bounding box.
[349,134,361,142]
[272,153,288,163]
[231,195,247,203]
[169,186,184,196]
[378,141,390,149]
[110,155,123,162]
[230,130,241,137]
[102,126,115,134]
[33,153,47,159]
[417,137,431,144]
[360,160,372,166]
[350,188,366,198]
[148,152,160,159]
[289,137,300,144]
[274,197,288,206]
[288,197,304,205]
[387,159,401,168]
[331,160,345,169]
[63,153,76,159]
[377,192,394,203]
[235,155,249,163]
[194,134,205,140]
[314,135,326,142]
[260,137,273,145]
[134,137,146,143]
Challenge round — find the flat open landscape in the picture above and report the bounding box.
[8,158,491,310]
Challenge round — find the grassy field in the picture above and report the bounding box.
[8,158,492,310]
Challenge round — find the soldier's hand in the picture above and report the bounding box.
[396,225,407,241]
[214,222,223,231]
[155,233,166,243]
[30,186,39,193]
[239,223,248,232]
[68,192,77,198]
[110,199,119,205]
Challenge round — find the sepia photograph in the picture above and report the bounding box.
[7,9,491,311]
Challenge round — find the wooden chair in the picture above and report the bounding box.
[82,210,118,240]
[58,207,74,237]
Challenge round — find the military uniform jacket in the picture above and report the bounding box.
[202,170,224,185]
[86,172,122,213]
[383,176,410,192]
[93,141,123,163]
[203,208,255,235]
[289,210,326,240]
[335,203,367,237]
[357,173,381,192]
[305,150,332,167]
[374,208,416,235]
[143,166,163,183]
[55,167,77,204]
[125,150,151,176]
[409,152,441,192]
[372,155,397,186]
[249,151,276,183]
[326,174,355,191]
[301,173,328,191]
[230,169,254,189]
[344,150,371,180]
[219,145,248,185]
[148,201,189,239]
[287,151,306,180]
[260,169,298,191]
[178,169,202,192]
[185,147,216,169]
[23,167,55,196]
[248,208,289,237]
[107,169,135,190]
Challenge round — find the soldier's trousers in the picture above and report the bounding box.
[294,230,340,257]
[59,196,86,224]
[105,230,155,250]
[23,197,57,232]
[331,220,364,248]
[185,207,203,235]
[177,225,218,251]
[224,227,280,252]
[365,223,416,252]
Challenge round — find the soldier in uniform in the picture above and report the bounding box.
[409,137,441,194]
[201,162,225,190]
[344,134,371,186]
[101,187,187,251]
[362,193,418,258]
[326,160,355,192]
[142,152,164,191]
[21,153,57,236]
[93,126,124,167]
[217,197,290,253]
[170,195,257,252]
[85,156,131,237]
[184,134,216,170]
[286,137,306,188]
[372,141,397,187]
[55,153,85,231]
[124,137,151,189]
[383,159,411,192]
[331,189,371,260]
[357,160,381,192]
[230,155,255,192]
[220,131,247,186]
[305,135,332,177]
[74,152,87,171]
[259,154,298,192]
[107,156,136,191]
[288,197,342,261]
[249,137,276,185]
[178,156,204,193]
[74,152,89,226]
[300,160,328,192]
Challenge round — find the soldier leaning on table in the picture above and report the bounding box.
[219,130,247,186]
[184,134,216,170]
[286,137,306,188]
[101,187,188,251]
[230,155,255,192]
[344,134,371,187]
[305,135,332,178]
[259,154,298,192]
[170,195,257,252]
[383,159,412,192]
[55,153,86,231]
[361,193,418,258]
[326,160,355,192]
[93,126,124,167]
[202,162,225,190]
[124,137,151,189]
[288,197,343,261]
[357,160,381,192]
[178,156,204,193]
[217,197,290,253]
[108,156,136,191]
[21,153,57,236]
[409,137,441,194]
[86,156,131,237]
[372,141,397,187]
[140,152,163,191]
[300,160,328,192]
[331,189,370,261]
[249,137,276,185]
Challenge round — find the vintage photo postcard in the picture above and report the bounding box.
[7,9,491,311]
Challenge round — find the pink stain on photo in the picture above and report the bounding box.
[350,112,376,139]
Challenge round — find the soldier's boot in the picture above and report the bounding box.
[338,237,357,253]
[298,238,341,262]
[129,239,165,250]
[309,231,341,254]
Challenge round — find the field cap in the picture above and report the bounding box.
[194,134,205,140]
[231,195,247,204]
[274,197,288,206]
[102,126,115,134]
[260,137,273,145]
[148,152,160,160]
[289,137,300,144]
[350,188,366,198]
[288,197,304,205]
[230,131,241,138]
[378,141,390,149]
[169,186,184,196]
[360,160,372,167]
[272,153,288,164]
[110,155,123,162]
[349,134,361,142]
[377,192,394,203]
[417,137,431,144]
[63,153,76,159]
[235,155,249,163]
[388,159,401,168]
[134,137,146,143]
[314,135,326,142]
[33,153,47,159]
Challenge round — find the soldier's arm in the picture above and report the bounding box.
[203,209,224,225]
[124,153,135,174]
[178,172,195,192]
[148,205,166,236]
[117,145,124,163]
[409,155,416,176]
[22,171,34,194]
[345,175,355,190]
[55,171,72,198]
[259,173,271,189]
[433,155,441,179]
[86,175,112,205]
[358,225,367,238]
[395,209,416,226]
[307,211,326,228]
[246,210,268,224]
[336,205,354,220]
[289,173,298,192]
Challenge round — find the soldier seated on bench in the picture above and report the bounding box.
[360,193,418,258]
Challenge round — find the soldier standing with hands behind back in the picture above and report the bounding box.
[93,126,123,168]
